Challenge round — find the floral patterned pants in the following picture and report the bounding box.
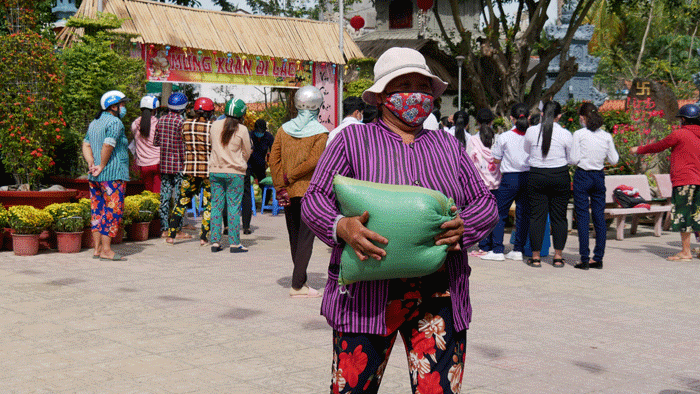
[168,175,211,241]
[209,173,244,245]
[159,173,182,232]
[331,297,466,394]
[671,185,700,232]
[89,180,125,237]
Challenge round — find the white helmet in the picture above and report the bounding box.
[100,90,129,110]
[139,95,160,110]
[294,85,323,110]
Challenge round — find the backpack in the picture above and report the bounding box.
[613,185,651,209]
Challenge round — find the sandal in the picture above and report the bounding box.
[230,245,248,253]
[526,258,541,268]
[210,243,222,253]
[666,254,692,261]
[553,258,566,268]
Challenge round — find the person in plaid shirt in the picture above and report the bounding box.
[166,96,214,246]
[153,92,187,237]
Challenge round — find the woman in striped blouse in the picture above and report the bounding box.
[301,47,497,393]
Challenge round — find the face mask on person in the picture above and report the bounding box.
[383,92,434,127]
[253,131,264,138]
[119,106,127,119]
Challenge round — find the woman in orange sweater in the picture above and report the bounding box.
[268,86,328,298]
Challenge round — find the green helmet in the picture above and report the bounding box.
[224,97,247,118]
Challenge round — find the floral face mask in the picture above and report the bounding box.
[383,92,434,128]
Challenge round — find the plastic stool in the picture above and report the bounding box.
[241,184,256,216]
[260,185,283,216]
[186,188,204,218]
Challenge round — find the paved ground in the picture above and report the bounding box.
[1,212,699,394]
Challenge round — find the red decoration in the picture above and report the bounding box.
[417,0,434,11]
[350,15,365,31]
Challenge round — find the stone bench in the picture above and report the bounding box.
[604,174,671,240]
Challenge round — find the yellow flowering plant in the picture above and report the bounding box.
[44,203,89,233]
[8,205,53,234]
[124,194,156,226]
[0,203,9,228]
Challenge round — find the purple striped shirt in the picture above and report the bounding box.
[301,120,498,335]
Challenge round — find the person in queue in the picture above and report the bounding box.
[268,85,328,298]
[467,108,501,257]
[209,98,252,253]
[571,102,619,270]
[241,119,274,235]
[523,100,573,268]
[301,47,498,393]
[630,104,700,261]
[153,92,187,238]
[131,95,161,193]
[484,103,531,261]
[327,96,365,146]
[82,90,131,261]
[166,96,214,246]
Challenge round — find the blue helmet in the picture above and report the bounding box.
[167,92,188,111]
[677,104,699,119]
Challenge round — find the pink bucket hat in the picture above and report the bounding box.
[362,47,448,106]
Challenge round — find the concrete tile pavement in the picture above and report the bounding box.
[0,214,699,393]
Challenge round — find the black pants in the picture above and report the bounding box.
[241,166,267,230]
[285,197,316,289]
[528,166,570,251]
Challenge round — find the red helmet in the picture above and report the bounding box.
[193,97,214,112]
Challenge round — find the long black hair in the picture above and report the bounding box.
[539,101,562,157]
[453,111,468,146]
[476,108,495,148]
[578,102,604,131]
[139,108,152,138]
[510,103,530,133]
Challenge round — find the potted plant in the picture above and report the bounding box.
[8,205,53,256]
[45,203,86,253]
[77,198,94,248]
[139,191,162,238]
[124,195,153,242]
[0,204,9,250]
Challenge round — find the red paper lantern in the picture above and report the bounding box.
[417,0,434,11]
[350,15,365,31]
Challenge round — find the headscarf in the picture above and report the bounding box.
[281,109,328,138]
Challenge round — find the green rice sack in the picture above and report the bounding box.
[333,175,457,286]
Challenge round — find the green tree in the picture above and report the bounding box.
[431,0,599,115]
[58,15,146,176]
[0,0,66,187]
[593,0,700,98]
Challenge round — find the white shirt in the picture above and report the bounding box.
[491,127,530,173]
[423,113,439,130]
[327,116,363,146]
[570,127,619,170]
[524,122,573,168]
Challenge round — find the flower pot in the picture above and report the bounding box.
[56,231,83,253]
[127,222,150,242]
[149,219,161,238]
[82,228,95,248]
[112,227,124,244]
[12,233,40,256]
